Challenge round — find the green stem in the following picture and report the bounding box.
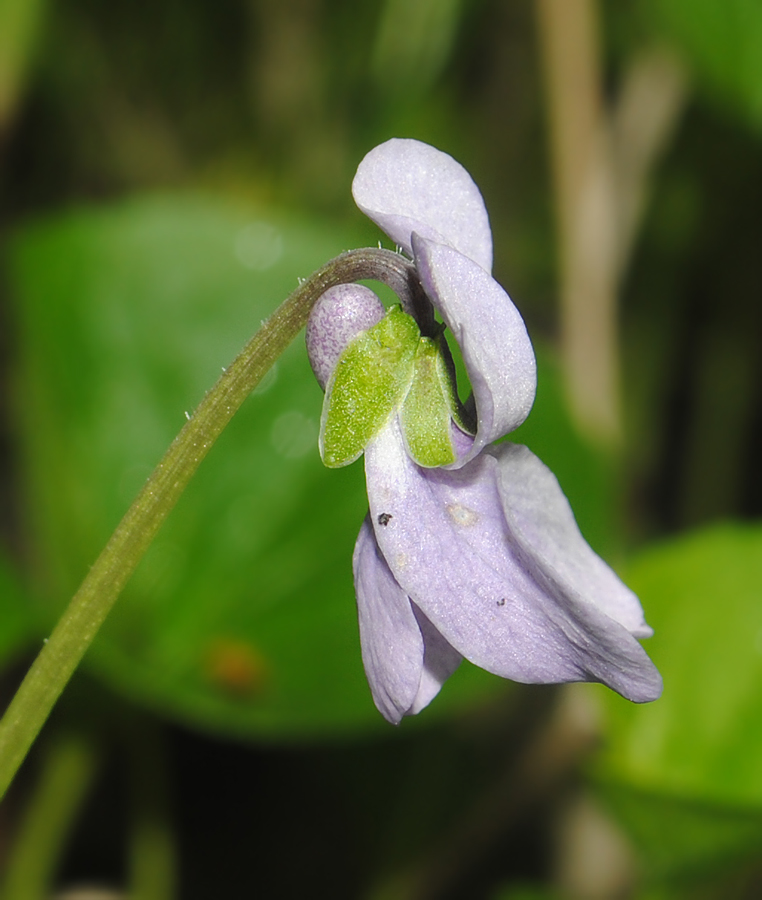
[1,730,100,900]
[0,247,419,799]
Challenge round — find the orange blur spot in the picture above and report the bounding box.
[203,637,269,697]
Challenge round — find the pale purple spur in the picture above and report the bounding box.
[307,138,662,724]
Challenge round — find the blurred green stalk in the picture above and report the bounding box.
[127,718,177,900]
[0,0,49,135]
[535,0,687,448]
[0,247,418,799]
[1,730,100,900]
[536,0,621,447]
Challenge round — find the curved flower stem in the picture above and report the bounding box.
[0,247,419,799]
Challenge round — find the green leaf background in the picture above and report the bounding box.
[646,0,762,130]
[8,194,515,740]
[596,524,762,882]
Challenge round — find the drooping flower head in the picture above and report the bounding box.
[307,138,662,724]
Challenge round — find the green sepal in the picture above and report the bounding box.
[400,336,457,468]
[320,305,420,467]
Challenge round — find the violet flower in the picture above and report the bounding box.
[307,138,662,724]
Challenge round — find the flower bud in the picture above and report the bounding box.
[306,284,386,390]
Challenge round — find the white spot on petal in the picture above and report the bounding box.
[446,503,479,527]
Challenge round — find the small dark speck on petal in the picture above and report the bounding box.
[378,513,393,526]
[496,598,506,607]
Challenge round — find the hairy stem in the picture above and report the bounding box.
[0,247,419,799]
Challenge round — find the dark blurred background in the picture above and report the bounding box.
[1,1,761,898]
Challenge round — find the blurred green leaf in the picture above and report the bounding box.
[9,194,505,740]
[647,0,762,131]
[595,523,762,877]
[372,0,462,100]
[603,784,762,883]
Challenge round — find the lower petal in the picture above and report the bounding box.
[364,419,662,702]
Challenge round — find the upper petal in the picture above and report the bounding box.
[365,418,662,703]
[352,138,493,271]
[412,235,537,464]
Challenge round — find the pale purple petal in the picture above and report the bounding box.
[353,516,462,723]
[352,139,493,271]
[412,235,537,464]
[306,284,385,390]
[365,419,662,703]
[353,516,424,724]
[490,443,654,638]
[409,603,463,715]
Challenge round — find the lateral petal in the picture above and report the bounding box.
[412,235,537,463]
[353,515,425,724]
[491,443,654,638]
[409,602,463,715]
[353,515,463,722]
[352,138,493,271]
